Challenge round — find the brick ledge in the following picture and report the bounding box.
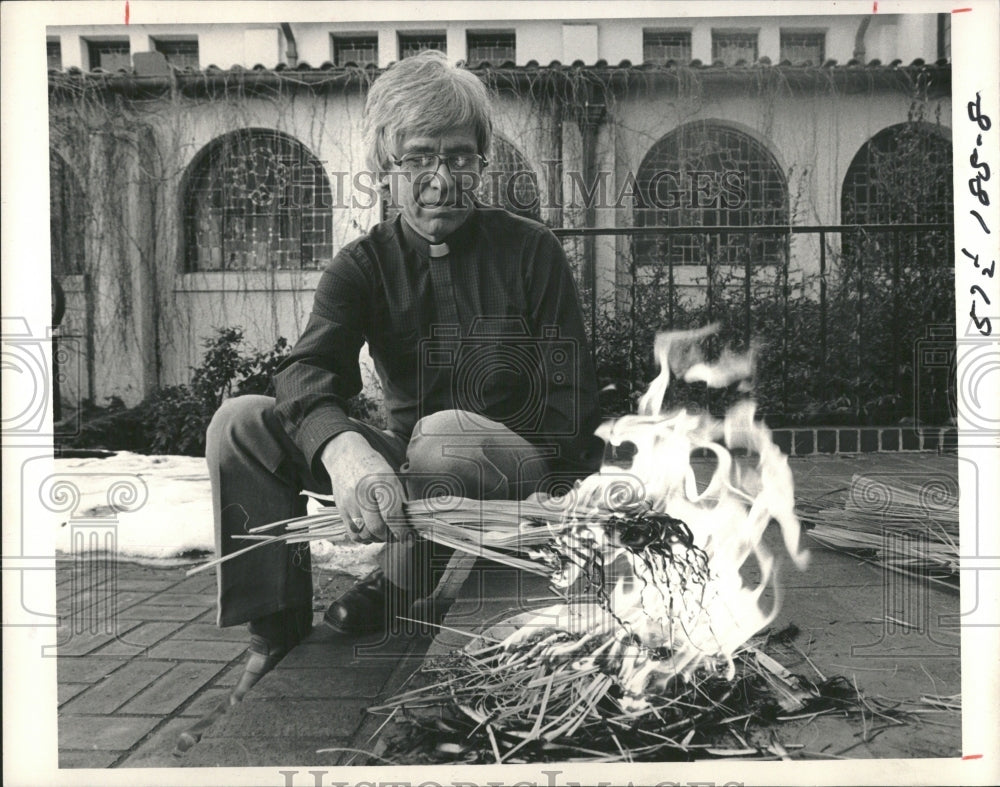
[770,426,958,456]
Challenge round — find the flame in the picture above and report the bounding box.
[525,325,808,709]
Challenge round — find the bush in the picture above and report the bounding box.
[65,395,151,453]
[60,327,393,455]
[592,231,954,427]
[62,329,286,455]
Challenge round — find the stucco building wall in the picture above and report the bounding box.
[46,13,952,410]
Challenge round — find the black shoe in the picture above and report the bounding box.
[323,569,417,635]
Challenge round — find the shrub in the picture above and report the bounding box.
[64,328,391,455]
[63,328,287,455]
[591,231,954,427]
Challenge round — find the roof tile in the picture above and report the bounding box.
[48,58,952,88]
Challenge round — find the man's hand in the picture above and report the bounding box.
[320,432,408,543]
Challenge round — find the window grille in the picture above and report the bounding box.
[184,131,334,271]
[633,122,788,267]
[466,31,515,63]
[478,136,539,219]
[47,40,62,70]
[779,31,825,65]
[333,35,378,66]
[711,31,758,65]
[642,30,692,63]
[399,33,446,59]
[87,40,131,71]
[153,38,200,69]
[840,125,954,412]
[842,125,952,225]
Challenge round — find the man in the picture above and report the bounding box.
[179,50,601,749]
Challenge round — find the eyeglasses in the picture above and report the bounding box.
[391,152,489,174]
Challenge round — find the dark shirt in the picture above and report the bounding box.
[273,207,603,480]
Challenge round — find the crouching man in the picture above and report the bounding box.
[178,50,601,752]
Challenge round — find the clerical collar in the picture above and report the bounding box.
[398,211,478,259]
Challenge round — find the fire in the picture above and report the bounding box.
[521,325,809,709]
[228,325,816,747]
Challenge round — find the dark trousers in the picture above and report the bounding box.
[206,396,553,627]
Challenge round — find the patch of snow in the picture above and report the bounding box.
[52,451,381,576]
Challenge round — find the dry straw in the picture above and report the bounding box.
[798,474,959,588]
[367,624,952,764]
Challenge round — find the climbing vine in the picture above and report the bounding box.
[49,63,953,431]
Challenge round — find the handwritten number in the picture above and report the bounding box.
[969,174,991,206]
[966,93,993,336]
[970,301,992,336]
[969,147,991,206]
[968,92,992,131]
[970,209,991,234]
[970,147,991,179]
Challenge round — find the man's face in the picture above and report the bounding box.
[387,125,480,243]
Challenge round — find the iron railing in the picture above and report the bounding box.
[554,223,954,426]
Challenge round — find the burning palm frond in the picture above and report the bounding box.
[369,623,937,764]
[188,326,957,762]
[798,475,959,587]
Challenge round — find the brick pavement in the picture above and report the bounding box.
[55,452,962,767]
[55,562,386,767]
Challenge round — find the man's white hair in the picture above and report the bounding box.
[362,50,493,173]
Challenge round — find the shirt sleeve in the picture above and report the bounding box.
[272,248,368,478]
[523,227,604,477]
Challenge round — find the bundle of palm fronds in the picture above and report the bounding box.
[187,496,570,577]
[798,475,959,587]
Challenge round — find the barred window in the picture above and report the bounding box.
[643,30,692,63]
[399,32,446,59]
[49,151,86,276]
[153,38,199,69]
[634,122,788,267]
[47,39,62,70]
[779,31,825,65]
[842,124,952,225]
[87,39,130,71]
[183,130,334,271]
[333,35,378,66]
[711,31,758,65]
[467,31,515,63]
[478,136,539,219]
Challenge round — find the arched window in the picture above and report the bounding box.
[840,124,954,425]
[842,123,952,225]
[479,135,540,220]
[633,122,788,267]
[183,130,334,271]
[50,150,86,276]
[382,134,539,223]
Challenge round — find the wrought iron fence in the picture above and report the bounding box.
[554,223,954,427]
